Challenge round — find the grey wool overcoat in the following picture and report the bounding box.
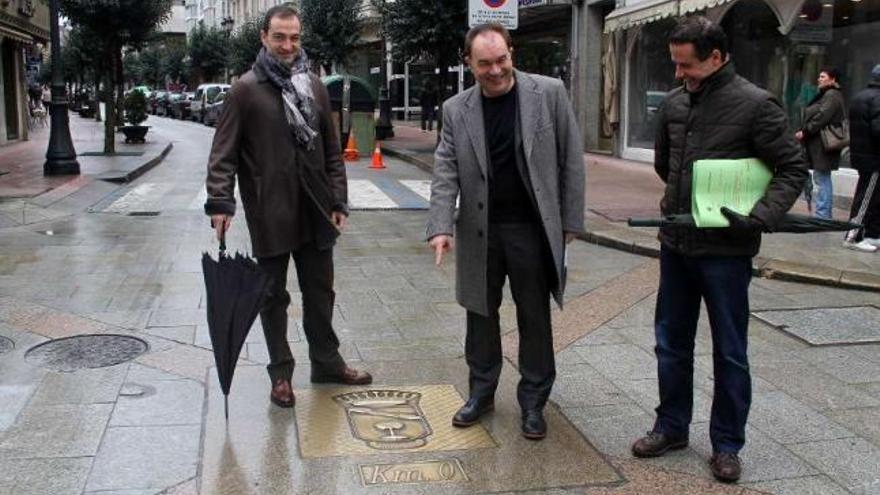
[426,70,586,317]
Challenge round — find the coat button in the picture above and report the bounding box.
[478,202,484,210]
[478,230,484,238]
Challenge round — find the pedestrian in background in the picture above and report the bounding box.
[843,64,880,253]
[419,79,438,132]
[631,16,807,483]
[41,84,51,110]
[796,67,847,220]
[205,5,372,410]
[427,23,585,440]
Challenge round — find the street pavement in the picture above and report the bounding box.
[0,114,879,494]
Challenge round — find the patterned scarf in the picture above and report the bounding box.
[254,47,318,150]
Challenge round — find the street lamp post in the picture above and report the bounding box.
[44,0,80,175]
[375,41,393,140]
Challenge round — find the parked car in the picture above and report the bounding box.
[170,92,195,120]
[191,83,230,123]
[202,91,228,126]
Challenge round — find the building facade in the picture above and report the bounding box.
[602,0,880,164]
[0,0,48,146]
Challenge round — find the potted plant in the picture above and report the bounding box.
[120,89,150,143]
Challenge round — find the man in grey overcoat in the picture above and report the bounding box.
[426,23,585,440]
[205,5,371,410]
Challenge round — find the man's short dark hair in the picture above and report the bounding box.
[820,67,841,83]
[669,16,728,61]
[464,23,513,59]
[262,3,299,33]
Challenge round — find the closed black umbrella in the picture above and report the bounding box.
[202,234,271,420]
[628,213,860,233]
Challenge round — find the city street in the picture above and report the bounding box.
[1,114,879,494]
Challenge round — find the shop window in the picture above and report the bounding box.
[626,19,677,152]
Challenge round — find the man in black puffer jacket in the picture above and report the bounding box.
[844,64,880,252]
[630,16,808,483]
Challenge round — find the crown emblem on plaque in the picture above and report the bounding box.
[334,390,433,450]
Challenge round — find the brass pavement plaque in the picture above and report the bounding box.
[359,459,469,486]
[296,385,496,458]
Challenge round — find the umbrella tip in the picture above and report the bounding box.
[225,396,229,421]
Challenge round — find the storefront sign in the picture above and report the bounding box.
[469,0,518,29]
[518,0,547,8]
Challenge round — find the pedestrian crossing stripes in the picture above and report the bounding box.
[99,179,433,214]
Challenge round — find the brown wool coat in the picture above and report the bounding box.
[204,65,347,257]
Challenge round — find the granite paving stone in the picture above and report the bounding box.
[85,425,201,492]
[746,475,852,495]
[550,363,630,408]
[562,403,655,458]
[752,358,880,411]
[792,346,880,385]
[573,343,657,381]
[110,379,204,426]
[789,437,880,494]
[355,336,464,361]
[748,391,855,444]
[826,407,880,446]
[0,457,92,495]
[29,364,128,405]
[0,403,113,458]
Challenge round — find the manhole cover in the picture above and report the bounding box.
[753,305,880,345]
[0,336,13,355]
[24,334,148,372]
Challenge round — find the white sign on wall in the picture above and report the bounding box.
[469,0,518,30]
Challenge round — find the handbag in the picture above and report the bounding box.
[820,120,849,152]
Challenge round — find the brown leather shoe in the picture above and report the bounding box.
[270,379,295,408]
[631,431,688,458]
[311,366,373,385]
[709,452,742,483]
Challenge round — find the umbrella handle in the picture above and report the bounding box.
[219,231,226,253]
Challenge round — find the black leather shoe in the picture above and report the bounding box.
[631,431,688,458]
[709,452,742,483]
[451,397,494,427]
[521,409,547,440]
[311,366,373,385]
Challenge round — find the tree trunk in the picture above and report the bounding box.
[94,63,102,122]
[115,48,125,127]
[103,43,117,154]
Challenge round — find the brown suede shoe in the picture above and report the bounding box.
[631,431,689,458]
[270,379,295,408]
[311,366,373,385]
[709,452,742,483]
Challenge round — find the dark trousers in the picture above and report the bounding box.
[653,247,752,454]
[257,242,345,383]
[466,222,555,411]
[846,170,880,241]
[420,107,436,131]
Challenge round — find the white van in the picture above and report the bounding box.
[191,83,230,123]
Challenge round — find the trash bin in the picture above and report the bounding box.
[322,75,377,157]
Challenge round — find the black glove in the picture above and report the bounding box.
[720,207,766,233]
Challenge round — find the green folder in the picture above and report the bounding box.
[691,158,773,228]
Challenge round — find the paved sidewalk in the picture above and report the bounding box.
[0,112,172,228]
[382,121,880,291]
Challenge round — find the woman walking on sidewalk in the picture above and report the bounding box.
[796,67,847,220]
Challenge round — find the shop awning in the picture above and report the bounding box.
[604,0,680,33]
[679,0,735,14]
[0,25,35,45]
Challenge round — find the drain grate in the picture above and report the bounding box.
[753,305,880,346]
[0,336,13,355]
[24,334,148,372]
[128,211,161,217]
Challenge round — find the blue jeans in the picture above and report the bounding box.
[653,247,752,454]
[813,170,833,219]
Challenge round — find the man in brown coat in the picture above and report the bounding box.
[205,5,371,409]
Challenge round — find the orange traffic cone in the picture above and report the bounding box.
[343,132,359,162]
[370,142,386,169]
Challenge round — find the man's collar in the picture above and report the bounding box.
[688,61,736,95]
